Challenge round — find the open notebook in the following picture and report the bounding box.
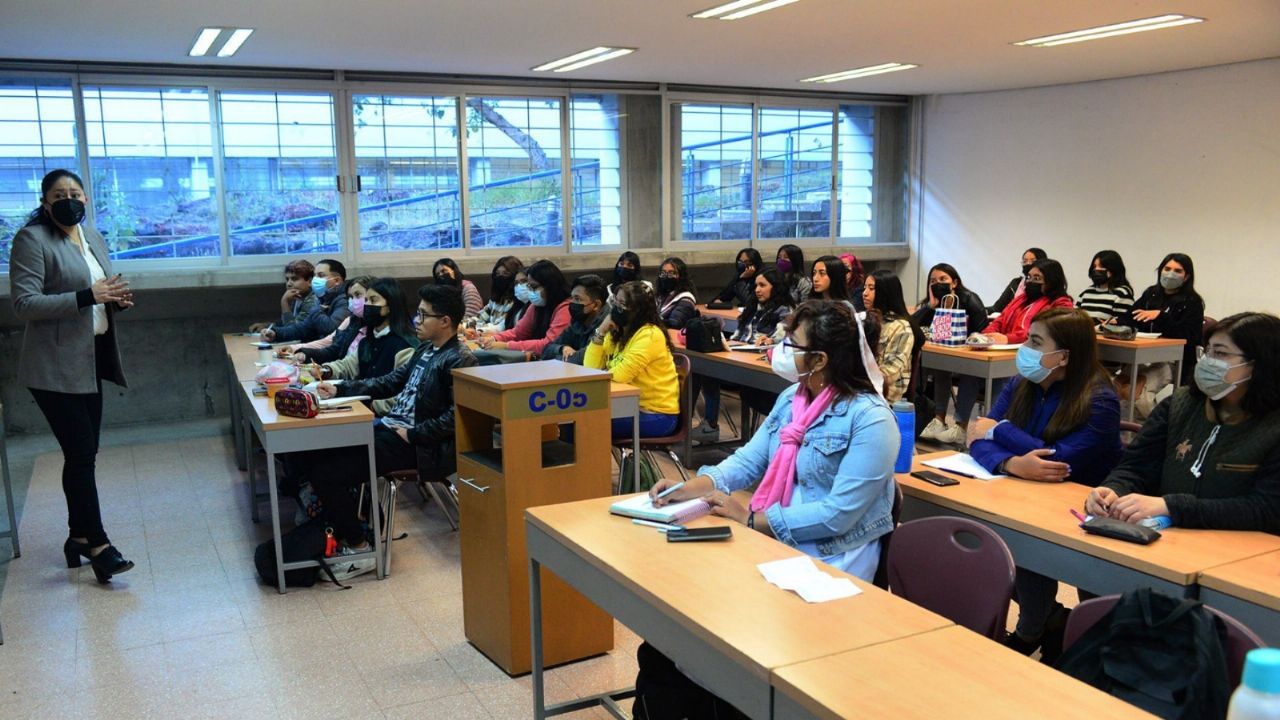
[609,494,713,524]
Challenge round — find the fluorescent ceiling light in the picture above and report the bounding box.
[692,0,799,20]
[801,63,918,83]
[1015,14,1204,47]
[188,28,221,57]
[217,28,254,57]
[532,47,635,73]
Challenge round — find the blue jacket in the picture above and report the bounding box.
[700,386,898,556]
[970,377,1122,487]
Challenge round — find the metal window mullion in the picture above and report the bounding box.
[71,77,93,228]
[829,104,838,242]
[749,101,759,247]
[209,87,231,263]
[333,85,359,262]
[561,95,572,252]
[457,94,471,253]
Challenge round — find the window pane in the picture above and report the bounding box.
[837,105,875,239]
[0,79,78,270]
[352,94,462,252]
[757,107,833,240]
[570,94,622,248]
[83,86,218,260]
[220,91,340,256]
[466,96,563,249]
[676,103,752,241]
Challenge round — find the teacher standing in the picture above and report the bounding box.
[10,169,135,584]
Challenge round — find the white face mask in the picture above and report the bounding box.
[771,342,812,383]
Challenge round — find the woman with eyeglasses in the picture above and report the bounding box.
[980,258,1073,345]
[967,307,1122,663]
[1088,312,1280,534]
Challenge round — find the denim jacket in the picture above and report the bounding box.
[699,385,899,556]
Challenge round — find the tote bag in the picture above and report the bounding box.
[930,294,968,346]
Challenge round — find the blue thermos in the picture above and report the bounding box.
[892,400,915,473]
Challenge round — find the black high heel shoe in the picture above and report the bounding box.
[64,539,135,584]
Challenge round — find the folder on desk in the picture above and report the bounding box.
[610,494,712,524]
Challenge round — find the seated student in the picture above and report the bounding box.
[1088,311,1280,534]
[1119,252,1205,387]
[477,259,572,360]
[694,269,797,443]
[585,282,680,439]
[863,270,923,405]
[473,256,524,333]
[1077,250,1134,325]
[541,274,607,364]
[294,285,476,580]
[967,307,1122,662]
[264,258,350,343]
[655,257,698,330]
[991,247,1047,315]
[288,275,374,363]
[810,254,856,310]
[315,277,419,414]
[913,263,988,444]
[776,244,811,304]
[607,251,652,302]
[248,259,320,333]
[713,247,763,307]
[981,258,1074,345]
[635,302,894,718]
[432,258,483,323]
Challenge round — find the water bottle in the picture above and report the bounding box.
[891,400,915,474]
[1228,648,1280,719]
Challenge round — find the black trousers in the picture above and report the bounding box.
[285,424,418,543]
[30,382,108,547]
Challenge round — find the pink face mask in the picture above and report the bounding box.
[349,297,365,319]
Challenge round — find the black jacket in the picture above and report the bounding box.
[299,319,362,364]
[541,311,605,363]
[912,287,988,336]
[339,337,477,480]
[990,275,1022,314]
[1119,285,1204,383]
[714,276,755,306]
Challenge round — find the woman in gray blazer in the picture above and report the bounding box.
[10,169,135,584]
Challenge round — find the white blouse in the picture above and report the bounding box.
[75,225,109,336]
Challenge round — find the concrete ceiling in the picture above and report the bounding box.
[1,0,1278,95]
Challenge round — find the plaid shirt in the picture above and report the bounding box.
[878,318,914,404]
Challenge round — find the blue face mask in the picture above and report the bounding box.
[310,276,328,295]
[1016,345,1066,383]
[514,282,531,304]
[529,288,547,307]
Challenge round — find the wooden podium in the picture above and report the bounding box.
[453,361,615,675]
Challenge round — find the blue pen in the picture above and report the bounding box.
[632,518,685,532]
[652,481,686,504]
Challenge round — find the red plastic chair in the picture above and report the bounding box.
[1118,420,1143,448]
[886,516,1015,640]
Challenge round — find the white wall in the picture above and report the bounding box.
[909,57,1280,320]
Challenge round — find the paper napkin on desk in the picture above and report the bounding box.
[757,556,861,603]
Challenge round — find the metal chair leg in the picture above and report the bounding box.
[420,481,459,531]
[0,411,19,559]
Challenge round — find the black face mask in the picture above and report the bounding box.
[615,266,637,283]
[363,305,387,328]
[491,273,513,297]
[1089,270,1108,287]
[50,198,86,227]
[736,261,748,275]
[930,282,952,300]
[1024,282,1045,301]
[1021,263,1034,277]
[656,276,676,295]
[435,274,458,287]
[610,305,627,327]
[569,302,589,323]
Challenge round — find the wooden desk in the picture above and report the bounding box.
[696,303,742,332]
[899,452,1280,596]
[223,332,301,471]
[1199,550,1280,646]
[1095,336,1186,422]
[919,344,1018,413]
[525,496,953,719]
[611,382,641,490]
[772,626,1155,719]
[679,347,789,442]
[238,381,383,592]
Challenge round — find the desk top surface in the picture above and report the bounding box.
[1199,550,1280,611]
[525,496,952,683]
[900,452,1280,585]
[695,304,742,321]
[679,346,777,374]
[772,626,1155,720]
[921,343,1018,362]
[239,381,373,430]
[1095,335,1186,350]
[453,359,611,389]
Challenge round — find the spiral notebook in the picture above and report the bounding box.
[609,494,713,524]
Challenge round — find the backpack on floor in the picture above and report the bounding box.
[254,518,350,589]
[618,450,661,495]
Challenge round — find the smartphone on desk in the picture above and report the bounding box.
[910,470,960,487]
[666,526,733,542]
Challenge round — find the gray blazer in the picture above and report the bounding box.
[10,221,127,393]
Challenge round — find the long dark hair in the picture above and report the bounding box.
[1192,312,1280,417]
[735,247,764,277]
[867,269,925,356]
[433,257,466,284]
[611,281,673,351]
[1004,307,1109,443]
[659,256,696,298]
[918,262,967,306]
[812,255,850,301]
[489,255,523,303]
[526,259,572,339]
[25,169,85,228]
[1033,259,1069,300]
[739,267,794,325]
[612,251,642,289]
[361,277,416,362]
[1150,252,1202,302]
[785,300,879,398]
[1089,250,1129,290]
[777,244,805,285]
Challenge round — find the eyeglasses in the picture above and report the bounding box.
[415,310,446,322]
[782,339,813,352]
[1197,346,1248,362]
[658,272,679,279]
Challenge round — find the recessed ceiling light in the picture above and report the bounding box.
[1014,14,1204,47]
[532,47,635,73]
[801,63,918,83]
[188,28,221,57]
[692,0,799,20]
[216,28,254,57]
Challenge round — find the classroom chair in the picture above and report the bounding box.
[1062,594,1263,688]
[382,469,460,531]
[1203,316,1218,339]
[1118,420,1143,448]
[886,517,1015,640]
[613,353,694,481]
[870,482,903,591]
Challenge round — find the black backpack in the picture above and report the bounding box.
[254,518,350,589]
[1055,588,1231,719]
[682,316,726,353]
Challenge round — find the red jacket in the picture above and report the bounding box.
[494,299,571,353]
[982,294,1073,344]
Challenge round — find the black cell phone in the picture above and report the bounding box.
[910,470,960,487]
[666,526,733,542]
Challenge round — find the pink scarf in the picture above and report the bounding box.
[749,384,838,512]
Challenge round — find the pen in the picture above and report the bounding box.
[632,519,685,532]
[654,481,685,502]
[1069,508,1091,524]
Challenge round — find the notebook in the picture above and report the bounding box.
[921,452,1006,481]
[609,493,713,524]
[319,395,370,408]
